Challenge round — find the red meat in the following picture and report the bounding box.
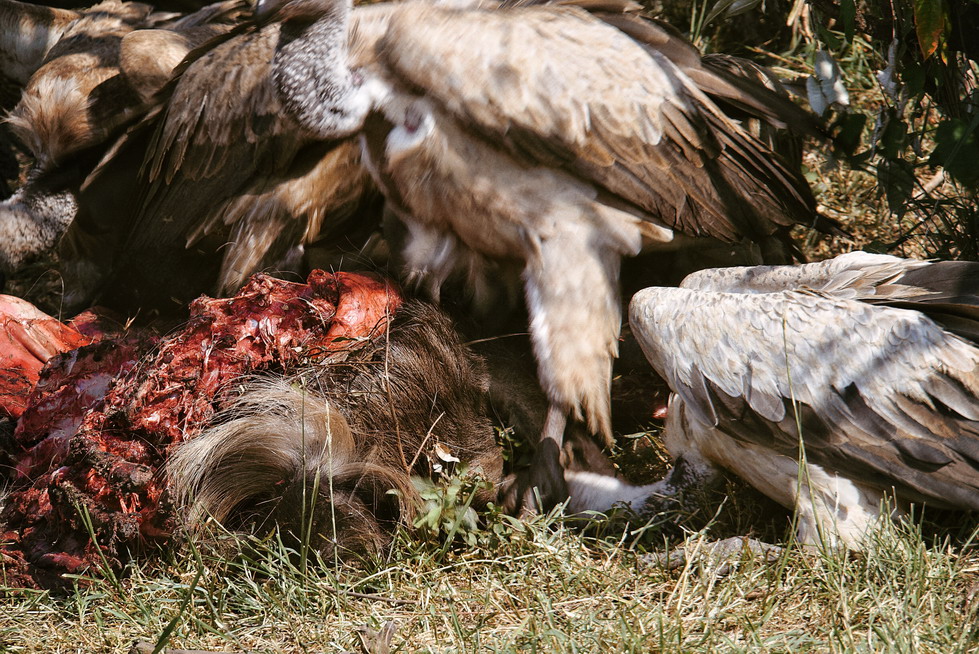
[0,271,400,588]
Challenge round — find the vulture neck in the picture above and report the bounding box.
[274,1,369,139]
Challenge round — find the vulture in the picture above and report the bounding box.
[318,0,841,510]
[54,0,840,509]
[572,252,979,548]
[0,0,247,277]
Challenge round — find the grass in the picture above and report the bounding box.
[2,494,977,653]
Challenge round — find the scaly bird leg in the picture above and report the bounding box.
[501,404,572,515]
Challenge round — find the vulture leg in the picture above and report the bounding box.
[500,406,570,514]
[500,224,634,513]
[564,452,723,517]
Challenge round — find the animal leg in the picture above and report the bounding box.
[504,224,633,514]
[791,467,896,549]
[501,404,572,515]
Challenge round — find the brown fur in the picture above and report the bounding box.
[167,300,503,562]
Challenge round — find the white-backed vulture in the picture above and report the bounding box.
[337,0,841,509]
[575,252,979,548]
[57,0,840,509]
[0,0,247,276]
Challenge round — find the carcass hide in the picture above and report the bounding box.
[0,270,402,588]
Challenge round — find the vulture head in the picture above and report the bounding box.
[256,0,387,140]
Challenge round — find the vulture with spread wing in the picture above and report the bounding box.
[58,0,840,509]
[578,252,979,547]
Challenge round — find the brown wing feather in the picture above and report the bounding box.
[114,22,314,293]
[379,4,824,243]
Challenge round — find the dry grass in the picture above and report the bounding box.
[1,497,977,653]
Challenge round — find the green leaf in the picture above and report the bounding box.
[913,0,945,59]
[814,23,842,50]
[929,118,979,186]
[903,61,926,98]
[878,118,908,160]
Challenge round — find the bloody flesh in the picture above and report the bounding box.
[0,271,400,588]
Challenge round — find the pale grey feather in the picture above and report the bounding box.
[623,256,979,548]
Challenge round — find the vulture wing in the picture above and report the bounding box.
[680,251,979,340]
[378,4,822,243]
[678,251,932,295]
[629,286,979,510]
[117,19,372,298]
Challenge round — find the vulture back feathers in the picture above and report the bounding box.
[626,252,979,547]
[59,0,393,311]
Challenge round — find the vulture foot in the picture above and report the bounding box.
[500,438,569,516]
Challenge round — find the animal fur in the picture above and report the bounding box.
[167,300,503,561]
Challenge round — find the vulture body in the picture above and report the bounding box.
[55,0,836,509]
[51,0,817,315]
[580,252,979,547]
[344,0,839,508]
[0,0,247,276]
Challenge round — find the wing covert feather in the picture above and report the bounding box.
[378,5,817,242]
[122,21,315,269]
[629,286,979,508]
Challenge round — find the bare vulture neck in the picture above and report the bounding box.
[274,2,375,139]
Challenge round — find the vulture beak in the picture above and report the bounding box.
[253,0,280,21]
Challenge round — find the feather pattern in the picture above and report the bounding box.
[66,2,392,305]
[629,256,979,516]
[376,4,824,242]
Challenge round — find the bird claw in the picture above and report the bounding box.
[499,439,569,516]
[645,536,783,576]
